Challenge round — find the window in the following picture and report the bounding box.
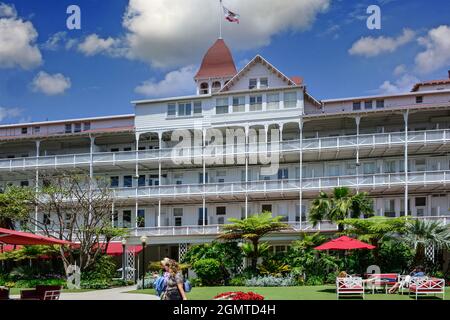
[249,78,257,89]
[216,207,226,215]
[211,81,221,93]
[174,173,183,185]
[122,210,132,228]
[43,213,51,226]
[178,102,192,116]
[138,146,146,151]
[123,175,133,188]
[216,98,229,114]
[277,168,288,180]
[328,164,340,177]
[110,148,119,152]
[241,207,246,220]
[415,159,426,171]
[21,127,28,134]
[249,95,262,111]
[20,180,29,187]
[112,211,118,227]
[416,96,423,104]
[260,78,268,88]
[284,92,297,108]
[384,199,396,217]
[193,101,202,114]
[415,197,426,207]
[199,172,209,183]
[74,123,82,133]
[167,103,176,117]
[149,174,159,186]
[138,175,146,187]
[198,208,208,225]
[364,101,373,110]
[267,93,280,110]
[200,82,209,95]
[352,102,361,111]
[174,208,183,226]
[384,160,396,173]
[65,124,72,133]
[363,162,376,174]
[232,96,245,113]
[217,217,225,225]
[110,176,119,188]
[137,209,145,227]
[33,126,40,134]
[123,147,132,152]
[376,100,384,109]
[84,122,91,131]
[262,204,272,213]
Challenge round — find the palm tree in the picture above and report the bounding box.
[401,219,450,266]
[309,187,374,232]
[218,211,289,272]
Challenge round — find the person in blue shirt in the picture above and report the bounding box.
[388,266,425,294]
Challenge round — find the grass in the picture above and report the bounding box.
[130,285,450,300]
[9,287,94,295]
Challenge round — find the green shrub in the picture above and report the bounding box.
[81,255,117,281]
[192,258,223,286]
[148,261,163,273]
[14,278,67,289]
[305,275,324,286]
[228,277,245,286]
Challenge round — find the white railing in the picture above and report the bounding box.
[112,170,450,199]
[1,129,449,170]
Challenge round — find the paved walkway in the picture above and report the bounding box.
[12,286,159,300]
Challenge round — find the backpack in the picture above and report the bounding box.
[154,276,167,296]
[183,279,192,293]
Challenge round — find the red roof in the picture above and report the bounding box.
[195,39,237,80]
[314,236,375,251]
[0,227,73,246]
[291,76,303,86]
[103,242,142,256]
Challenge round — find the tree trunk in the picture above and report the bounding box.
[414,244,426,266]
[251,240,259,272]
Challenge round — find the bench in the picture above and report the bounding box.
[336,277,364,299]
[365,273,399,294]
[409,277,445,300]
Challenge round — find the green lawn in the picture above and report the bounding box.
[9,288,93,295]
[130,285,450,300]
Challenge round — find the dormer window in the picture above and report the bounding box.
[178,102,192,116]
[284,92,297,108]
[249,78,257,90]
[200,82,209,95]
[260,78,268,88]
[211,81,221,93]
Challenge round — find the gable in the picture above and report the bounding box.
[220,55,298,92]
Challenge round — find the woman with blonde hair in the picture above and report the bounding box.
[161,259,188,300]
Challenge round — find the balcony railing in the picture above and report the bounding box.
[1,129,449,170]
[112,170,450,199]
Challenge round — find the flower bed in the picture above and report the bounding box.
[213,291,264,300]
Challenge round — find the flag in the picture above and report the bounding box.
[223,6,240,24]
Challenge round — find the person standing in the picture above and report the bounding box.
[161,259,188,300]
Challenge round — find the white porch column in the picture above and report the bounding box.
[264,124,269,144]
[111,201,115,227]
[202,129,206,226]
[157,132,163,227]
[404,111,409,217]
[135,132,141,178]
[34,140,40,231]
[245,125,249,219]
[299,119,304,229]
[89,135,95,179]
[355,116,361,192]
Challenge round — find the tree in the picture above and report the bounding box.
[309,187,374,232]
[22,170,124,272]
[400,219,450,267]
[0,186,33,229]
[218,212,289,272]
[341,216,407,263]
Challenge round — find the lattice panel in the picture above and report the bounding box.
[425,244,435,263]
[179,243,188,261]
[126,247,135,281]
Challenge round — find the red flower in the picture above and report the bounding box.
[213,291,264,300]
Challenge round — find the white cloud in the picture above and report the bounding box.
[77,34,124,57]
[415,25,450,74]
[0,3,42,69]
[349,28,415,57]
[0,2,16,17]
[378,74,419,94]
[79,0,330,68]
[31,71,71,96]
[0,106,22,122]
[135,65,196,97]
[42,31,68,51]
[393,64,407,76]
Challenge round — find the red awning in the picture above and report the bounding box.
[314,236,375,251]
[0,227,72,246]
[104,242,142,256]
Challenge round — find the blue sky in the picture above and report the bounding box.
[0,0,449,124]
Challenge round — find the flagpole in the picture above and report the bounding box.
[219,0,223,39]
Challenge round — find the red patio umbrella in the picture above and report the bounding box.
[0,227,72,246]
[314,236,375,251]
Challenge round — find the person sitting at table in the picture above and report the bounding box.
[388,266,425,294]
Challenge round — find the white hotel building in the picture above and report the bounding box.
[1,39,450,262]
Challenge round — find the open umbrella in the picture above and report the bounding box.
[0,227,72,246]
[314,236,375,251]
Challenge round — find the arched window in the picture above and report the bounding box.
[200,82,209,95]
[211,81,221,93]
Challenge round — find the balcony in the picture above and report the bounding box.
[111,170,450,202]
[1,129,450,171]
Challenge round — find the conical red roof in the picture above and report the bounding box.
[195,39,237,80]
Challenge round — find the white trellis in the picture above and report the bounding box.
[425,244,435,263]
[126,247,136,281]
[179,243,188,261]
